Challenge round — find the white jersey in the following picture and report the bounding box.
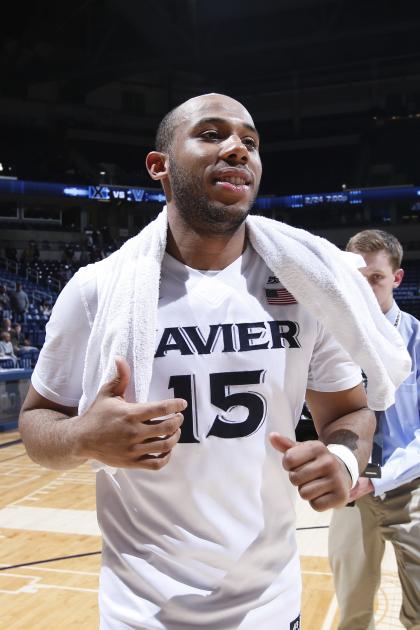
[33,246,361,630]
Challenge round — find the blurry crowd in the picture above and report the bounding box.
[0,283,43,369]
[0,282,30,322]
[0,226,120,371]
[4,227,119,293]
[5,226,119,268]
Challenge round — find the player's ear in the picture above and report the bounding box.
[393,268,404,289]
[146,151,168,182]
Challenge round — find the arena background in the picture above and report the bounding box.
[1,1,419,628]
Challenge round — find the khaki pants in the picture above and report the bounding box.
[328,479,420,630]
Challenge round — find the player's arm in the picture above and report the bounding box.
[19,385,83,470]
[270,383,376,511]
[19,357,187,472]
[307,383,375,473]
[19,272,186,472]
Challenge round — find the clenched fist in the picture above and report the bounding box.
[270,433,353,511]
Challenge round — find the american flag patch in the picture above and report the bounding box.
[265,288,297,305]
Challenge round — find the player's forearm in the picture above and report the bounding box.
[316,407,376,474]
[19,409,87,470]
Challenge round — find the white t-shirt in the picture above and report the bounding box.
[32,246,361,630]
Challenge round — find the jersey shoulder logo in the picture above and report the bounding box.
[267,275,280,284]
[265,288,297,305]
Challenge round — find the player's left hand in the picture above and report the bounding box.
[269,433,353,511]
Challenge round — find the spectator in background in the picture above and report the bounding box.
[100,225,117,250]
[329,229,420,630]
[39,300,52,318]
[21,240,40,264]
[58,264,73,285]
[79,242,90,266]
[94,228,103,249]
[83,224,95,249]
[9,282,29,322]
[11,323,39,367]
[11,323,25,350]
[73,244,82,264]
[100,226,118,258]
[0,331,18,367]
[11,323,31,350]
[0,285,11,317]
[1,318,13,333]
[93,229,105,260]
[83,224,105,263]
[62,243,75,264]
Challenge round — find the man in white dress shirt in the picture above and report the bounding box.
[329,229,420,630]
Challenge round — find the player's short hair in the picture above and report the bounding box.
[346,229,403,270]
[155,106,182,153]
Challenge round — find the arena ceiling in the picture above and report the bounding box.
[3,0,420,99]
[2,0,420,190]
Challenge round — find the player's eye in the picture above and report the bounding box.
[243,137,258,150]
[201,130,220,140]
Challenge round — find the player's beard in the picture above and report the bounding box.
[169,158,258,235]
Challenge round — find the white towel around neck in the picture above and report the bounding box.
[79,206,411,419]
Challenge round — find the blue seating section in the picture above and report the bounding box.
[1,267,51,373]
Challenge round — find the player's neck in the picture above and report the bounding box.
[380,293,395,315]
[166,222,247,270]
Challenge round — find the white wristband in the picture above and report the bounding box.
[326,444,359,489]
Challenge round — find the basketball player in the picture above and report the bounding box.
[329,230,420,630]
[19,93,378,629]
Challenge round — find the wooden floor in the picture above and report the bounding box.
[0,431,403,630]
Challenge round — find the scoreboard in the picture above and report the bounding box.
[1,177,420,210]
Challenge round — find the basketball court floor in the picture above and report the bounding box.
[0,431,403,629]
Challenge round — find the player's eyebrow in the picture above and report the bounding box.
[192,117,260,140]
